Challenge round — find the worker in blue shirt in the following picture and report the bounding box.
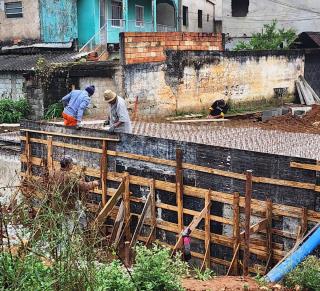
[61,85,95,128]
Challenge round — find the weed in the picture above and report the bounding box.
[193,266,215,281]
[284,255,320,290]
[44,102,64,120]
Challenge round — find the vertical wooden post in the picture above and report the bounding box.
[25,132,31,176]
[47,136,53,174]
[300,207,308,239]
[100,140,108,206]
[148,179,156,245]
[176,149,184,232]
[232,192,240,275]
[266,199,273,272]
[243,170,252,276]
[124,173,131,240]
[124,241,131,267]
[203,189,211,270]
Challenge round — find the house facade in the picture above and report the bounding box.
[214,0,320,49]
[0,0,77,44]
[78,0,179,48]
[180,0,215,33]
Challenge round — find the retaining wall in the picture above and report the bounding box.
[20,121,320,274]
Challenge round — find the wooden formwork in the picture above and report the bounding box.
[20,128,320,275]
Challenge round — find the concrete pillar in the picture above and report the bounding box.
[153,0,157,32]
[123,0,129,31]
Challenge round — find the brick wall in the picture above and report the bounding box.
[120,32,223,65]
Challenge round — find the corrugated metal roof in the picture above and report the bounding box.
[305,32,320,47]
[0,53,78,72]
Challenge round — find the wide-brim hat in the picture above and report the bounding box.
[104,90,117,103]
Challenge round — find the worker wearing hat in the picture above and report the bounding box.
[61,85,95,128]
[104,90,132,134]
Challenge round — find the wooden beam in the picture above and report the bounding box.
[100,140,108,206]
[46,136,53,174]
[94,181,124,225]
[243,170,252,276]
[300,207,308,240]
[227,243,240,276]
[20,128,119,142]
[202,189,211,270]
[232,192,240,275]
[21,136,318,192]
[115,215,132,249]
[25,132,31,176]
[123,173,131,240]
[20,154,320,223]
[265,199,273,273]
[129,192,152,249]
[240,219,267,240]
[290,161,320,172]
[109,201,125,247]
[148,179,156,245]
[176,148,184,232]
[172,199,210,253]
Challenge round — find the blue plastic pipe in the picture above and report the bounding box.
[265,225,320,283]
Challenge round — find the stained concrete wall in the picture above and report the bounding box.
[0,0,40,42]
[0,73,24,100]
[216,0,320,38]
[20,120,320,273]
[123,50,304,115]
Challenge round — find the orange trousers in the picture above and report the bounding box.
[62,112,77,127]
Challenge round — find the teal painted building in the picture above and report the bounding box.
[39,0,78,43]
[77,0,179,47]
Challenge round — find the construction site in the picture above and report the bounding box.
[1,30,320,290]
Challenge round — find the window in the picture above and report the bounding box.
[183,6,188,26]
[111,0,122,27]
[135,5,144,27]
[198,10,202,28]
[207,14,210,22]
[232,0,249,17]
[5,1,22,18]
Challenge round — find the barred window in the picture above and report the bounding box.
[111,0,122,27]
[135,5,144,27]
[5,1,23,18]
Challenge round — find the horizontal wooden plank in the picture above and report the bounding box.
[290,162,320,171]
[20,129,119,142]
[21,135,318,192]
[20,155,320,223]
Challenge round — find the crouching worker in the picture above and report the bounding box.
[104,90,132,134]
[208,99,229,119]
[48,156,99,230]
[61,85,95,128]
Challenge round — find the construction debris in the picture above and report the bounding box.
[296,75,320,105]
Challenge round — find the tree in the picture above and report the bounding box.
[234,20,297,51]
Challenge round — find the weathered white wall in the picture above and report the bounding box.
[0,151,20,206]
[0,0,40,41]
[181,0,215,33]
[124,51,304,116]
[217,0,320,37]
[0,73,25,100]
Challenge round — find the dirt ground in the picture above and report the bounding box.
[224,104,320,134]
[182,276,260,291]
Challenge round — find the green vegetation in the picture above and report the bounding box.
[0,98,29,123]
[234,20,296,51]
[44,102,64,120]
[193,267,215,281]
[284,256,320,290]
[0,176,188,290]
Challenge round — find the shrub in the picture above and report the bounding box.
[0,253,53,291]
[44,102,64,120]
[94,260,134,291]
[284,255,320,290]
[0,98,30,123]
[132,244,188,291]
[193,267,215,281]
